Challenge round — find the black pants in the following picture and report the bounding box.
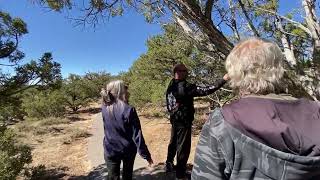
[166,124,192,178]
[105,153,136,180]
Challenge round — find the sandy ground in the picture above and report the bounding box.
[140,117,200,165]
[15,106,99,179]
[30,118,93,178]
[16,105,202,179]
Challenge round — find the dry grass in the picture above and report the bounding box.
[14,102,101,178]
[138,104,167,118]
[38,117,70,126]
[140,117,200,165]
[13,101,207,179]
[138,100,210,164]
[63,128,92,145]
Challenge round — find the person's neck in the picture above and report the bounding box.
[241,93,296,100]
[239,91,252,97]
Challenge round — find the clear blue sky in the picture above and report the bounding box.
[0,0,300,77]
[0,0,162,77]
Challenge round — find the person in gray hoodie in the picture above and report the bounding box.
[191,38,320,180]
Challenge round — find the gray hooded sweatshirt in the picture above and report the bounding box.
[192,94,320,180]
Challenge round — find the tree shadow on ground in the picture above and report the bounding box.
[29,166,69,180]
[133,163,176,180]
[83,163,108,180]
[66,107,101,122]
[67,115,87,122]
[78,162,192,180]
[35,163,192,179]
[29,156,194,179]
[77,107,101,114]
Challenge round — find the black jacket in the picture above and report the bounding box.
[166,78,226,127]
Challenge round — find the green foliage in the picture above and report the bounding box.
[39,0,165,24]
[0,11,29,123]
[150,82,167,104]
[0,11,27,62]
[21,89,66,119]
[61,74,93,112]
[0,97,25,124]
[0,12,67,180]
[0,126,32,180]
[45,0,72,11]
[0,11,62,125]
[61,72,113,112]
[1,52,62,123]
[254,0,279,17]
[20,71,112,116]
[127,78,154,106]
[83,71,113,99]
[125,24,230,107]
[241,0,314,69]
[125,24,195,106]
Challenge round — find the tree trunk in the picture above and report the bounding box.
[172,0,234,57]
[301,0,320,101]
[168,0,318,100]
[275,17,297,67]
[237,0,260,37]
[302,0,320,67]
[228,0,241,41]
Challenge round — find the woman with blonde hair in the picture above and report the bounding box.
[101,80,153,180]
[192,38,320,180]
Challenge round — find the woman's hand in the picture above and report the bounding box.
[223,73,230,81]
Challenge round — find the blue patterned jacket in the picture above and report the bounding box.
[192,108,320,180]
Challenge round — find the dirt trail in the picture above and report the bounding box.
[87,113,199,179]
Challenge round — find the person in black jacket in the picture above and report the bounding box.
[165,63,229,179]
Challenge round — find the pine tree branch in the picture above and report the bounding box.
[253,6,312,35]
[237,0,261,37]
[205,0,214,21]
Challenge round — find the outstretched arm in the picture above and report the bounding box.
[131,108,152,162]
[190,78,227,97]
[191,74,229,97]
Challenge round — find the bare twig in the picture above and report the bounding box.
[0,63,17,67]
[253,6,312,35]
[237,0,260,37]
[205,0,215,21]
[221,87,233,92]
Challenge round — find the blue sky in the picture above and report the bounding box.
[0,0,162,77]
[0,0,300,77]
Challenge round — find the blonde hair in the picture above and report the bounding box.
[101,80,127,118]
[225,38,285,95]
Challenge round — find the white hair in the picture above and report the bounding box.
[101,80,126,118]
[106,80,126,102]
[225,38,285,95]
